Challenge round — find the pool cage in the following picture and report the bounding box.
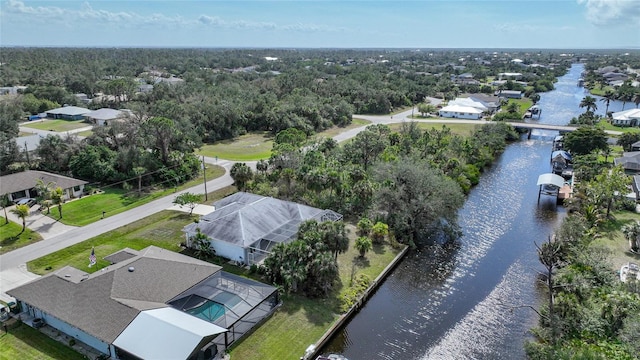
[169,271,279,352]
[245,209,343,266]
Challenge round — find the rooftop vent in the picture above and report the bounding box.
[128,267,135,272]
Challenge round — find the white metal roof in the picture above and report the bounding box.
[439,104,483,114]
[612,109,640,121]
[85,108,123,120]
[113,307,227,360]
[536,173,565,188]
[449,98,488,111]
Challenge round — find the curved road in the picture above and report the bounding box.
[0,109,618,301]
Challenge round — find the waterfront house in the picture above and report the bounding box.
[448,98,488,113]
[46,106,91,120]
[438,104,483,120]
[0,170,87,202]
[7,246,278,359]
[496,90,524,99]
[183,192,342,266]
[614,152,640,174]
[612,109,640,127]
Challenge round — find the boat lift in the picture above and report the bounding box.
[537,173,566,204]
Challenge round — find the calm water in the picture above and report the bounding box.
[321,64,589,359]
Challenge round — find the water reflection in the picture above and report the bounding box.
[321,64,585,359]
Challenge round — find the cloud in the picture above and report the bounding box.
[493,22,575,33]
[577,0,640,26]
[2,0,343,33]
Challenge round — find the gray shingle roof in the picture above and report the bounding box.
[7,246,221,343]
[84,108,124,121]
[184,192,339,247]
[0,170,88,196]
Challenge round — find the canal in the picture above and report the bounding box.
[321,64,590,359]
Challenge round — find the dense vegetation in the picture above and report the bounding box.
[526,151,640,359]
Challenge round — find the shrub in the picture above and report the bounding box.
[339,274,372,313]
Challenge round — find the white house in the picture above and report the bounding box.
[611,109,640,127]
[448,98,488,112]
[438,104,483,120]
[0,170,87,202]
[183,192,342,265]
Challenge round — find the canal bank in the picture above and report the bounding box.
[320,64,587,359]
[303,245,409,360]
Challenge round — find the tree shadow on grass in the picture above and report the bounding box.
[5,323,86,360]
[372,242,386,255]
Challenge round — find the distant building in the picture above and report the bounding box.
[46,106,91,120]
[496,90,524,99]
[84,108,129,126]
[438,104,483,120]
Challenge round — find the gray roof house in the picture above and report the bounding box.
[84,108,129,126]
[46,106,91,120]
[183,192,342,266]
[8,246,278,359]
[614,151,640,173]
[0,170,88,202]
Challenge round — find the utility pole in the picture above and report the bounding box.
[202,156,208,201]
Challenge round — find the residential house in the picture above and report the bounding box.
[611,109,640,127]
[614,151,640,174]
[496,90,524,99]
[0,170,87,202]
[183,192,342,266]
[448,97,488,113]
[631,140,640,152]
[14,134,45,159]
[74,93,92,105]
[84,108,129,126]
[46,106,91,120]
[7,246,278,359]
[451,73,479,85]
[464,93,501,113]
[438,104,483,120]
[497,72,523,80]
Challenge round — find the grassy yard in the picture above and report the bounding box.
[229,225,403,360]
[49,165,224,226]
[0,321,87,360]
[0,221,44,255]
[388,121,479,137]
[197,132,274,161]
[28,210,191,274]
[20,120,88,133]
[507,98,534,114]
[198,120,372,161]
[598,119,640,134]
[28,186,236,275]
[594,211,640,271]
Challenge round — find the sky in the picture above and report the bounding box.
[0,0,639,49]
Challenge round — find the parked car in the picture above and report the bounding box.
[16,198,36,207]
[32,318,45,328]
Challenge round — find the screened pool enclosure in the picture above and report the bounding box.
[169,271,279,351]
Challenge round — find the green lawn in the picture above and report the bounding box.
[229,225,403,360]
[0,221,44,255]
[76,130,93,137]
[594,211,640,271]
[198,120,372,161]
[197,132,274,161]
[28,210,191,275]
[0,321,87,360]
[28,186,236,275]
[20,120,88,133]
[49,165,225,226]
[598,119,640,134]
[507,98,534,114]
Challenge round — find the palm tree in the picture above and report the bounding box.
[35,179,55,214]
[10,204,30,234]
[371,222,389,244]
[0,194,11,225]
[621,222,640,252]
[579,96,597,113]
[633,93,640,109]
[355,236,372,258]
[50,187,64,219]
[600,90,616,116]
